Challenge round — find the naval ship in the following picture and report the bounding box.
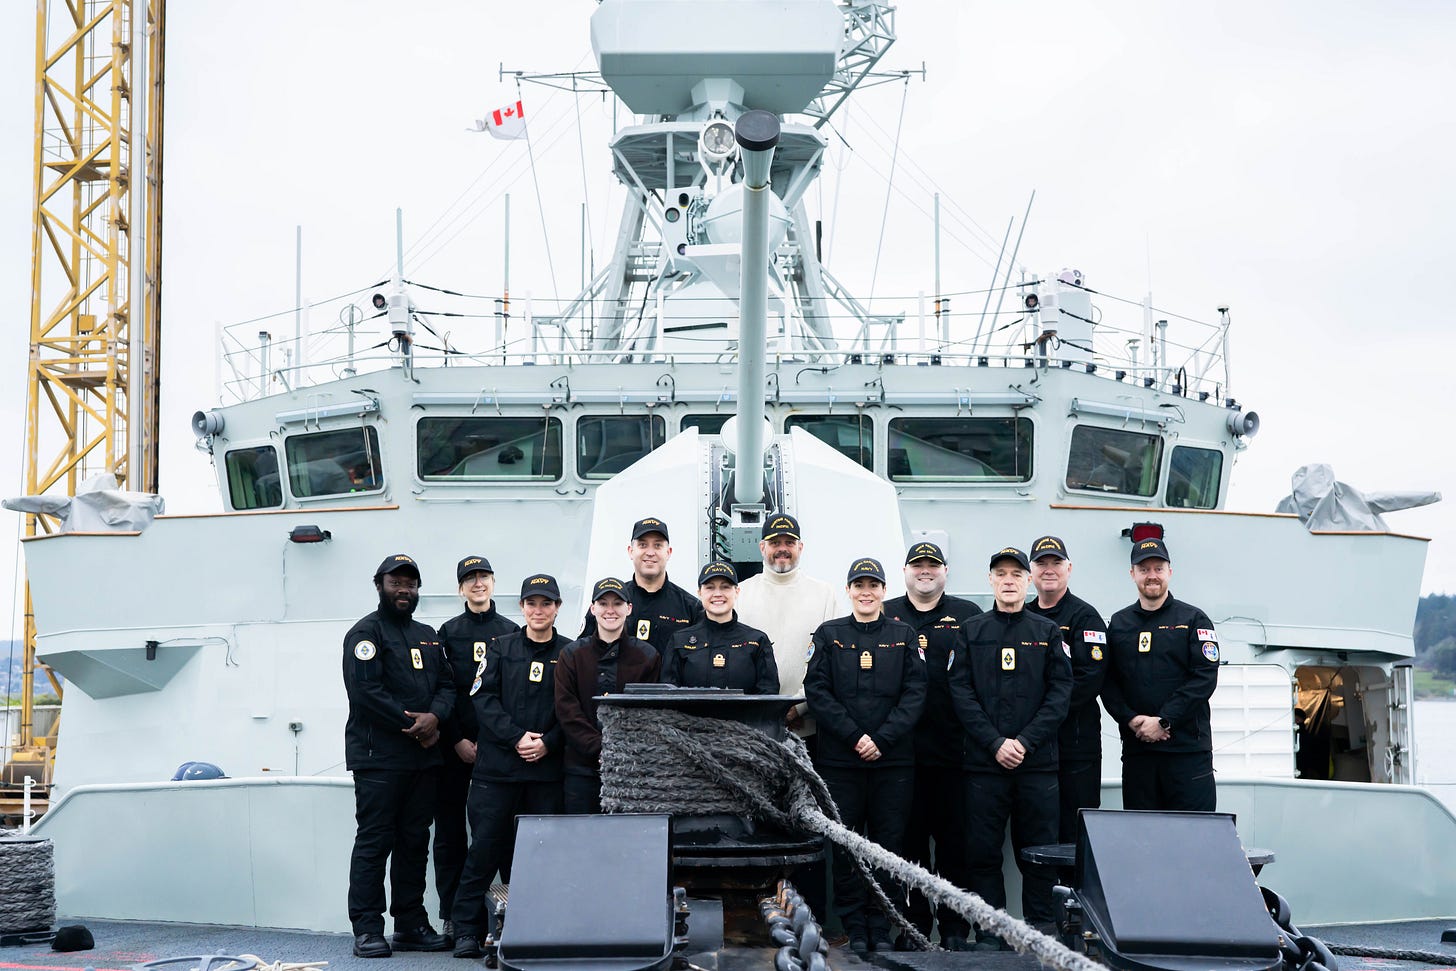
[9,0,1456,957]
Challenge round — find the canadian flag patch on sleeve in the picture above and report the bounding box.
[1084,630,1107,644]
[1196,629,1218,642]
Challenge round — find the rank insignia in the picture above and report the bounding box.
[1138,631,1152,653]
[918,634,928,649]
[474,641,488,663]
[410,648,423,670]
[529,660,544,682]
[860,651,873,670]
[1001,648,1016,671]
[637,619,652,640]
[353,640,376,661]
[713,653,726,668]
[1091,646,1103,661]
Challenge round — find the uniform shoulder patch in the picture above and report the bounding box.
[805,638,815,662]
[1197,628,1218,642]
[947,648,956,671]
[353,640,377,661]
[1090,645,1103,661]
[1202,642,1220,662]
[1084,630,1107,644]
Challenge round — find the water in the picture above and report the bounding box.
[1415,699,1456,812]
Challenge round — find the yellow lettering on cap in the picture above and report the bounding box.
[530,577,549,585]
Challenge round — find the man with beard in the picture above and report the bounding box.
[579,518,702,657]
[450,574,572,959]
[434,555,519,944]
[882,541,981,951]
[342,554,456,958]
[556,577,662,813]
[735,512,839,921]
[1102,538,1220,812]
[1024,535,1108,842]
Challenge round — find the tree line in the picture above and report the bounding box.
[1416,594,1456,679]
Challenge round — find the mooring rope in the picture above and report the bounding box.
[0,837,57,933]
[1324,944,1456,965]
[599,706,1105,971]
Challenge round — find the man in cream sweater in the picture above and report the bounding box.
[736,513,840,739]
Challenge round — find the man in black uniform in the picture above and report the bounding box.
[662,562,779,693]
[434,555,519,942]
[556,578,663,813]
[580,517,703,656]
[1025,535,1108,842]
[342,553,456,958]
[803,557,926,957]
[1101,538,1220,812]
[883,541,981,951]
[949,547,1071,945]
[451,574,573,959]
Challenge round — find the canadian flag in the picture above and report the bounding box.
[486,99,526,140]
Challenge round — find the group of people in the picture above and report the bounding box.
[340,516,1222,959]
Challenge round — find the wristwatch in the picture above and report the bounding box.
[1158,717,1170,731]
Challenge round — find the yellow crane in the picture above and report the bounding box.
[8,0,166,813]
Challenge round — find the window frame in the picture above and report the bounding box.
[1064,423,1164,498]
[223,443,284,511]
[575,413,668,480]
[415,414,565,483]
[1167,444,1224,509]
[885,415,1035,483]
[783,412,876,472]
[282,424,385,501]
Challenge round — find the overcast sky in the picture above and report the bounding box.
[2,1,1455,642]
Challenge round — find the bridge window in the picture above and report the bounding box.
[418,417,563,480]
[681,413,731,435]
[1066,425,1162,497]
[225,446,283,510]
[1168,445,1222,509]
[577,415,666,478]
[285,426,383,498]
[785,414,874,470]
[887,417,1032,482]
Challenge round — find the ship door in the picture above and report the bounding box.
[1388,661,1416,785]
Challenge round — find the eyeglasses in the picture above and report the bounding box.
[462,572,492,586]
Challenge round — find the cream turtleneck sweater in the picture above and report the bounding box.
[736,566,841,735]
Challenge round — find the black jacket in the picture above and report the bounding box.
[554,634,662,775]
[342,610,456,771]
[803,614,927,769]
[438,604,520,748]
[1101,594,1220,755]
[663,613,779,693]
[883,594,983,767]
[949,607,1071,773]
[580,575,704,657]
[1026,590,1108,762]
[470,628,573,782]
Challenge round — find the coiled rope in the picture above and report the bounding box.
[0,837,57,933]
[599,706,1104,971]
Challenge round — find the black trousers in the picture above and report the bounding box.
[819,763,914,938]
[563,771,602,814]
[451,778,565,936]
[433,748,474,920]
[903,763,970,940]
[964,770,1059,928]
[348,767,438,936]
[1122,750,1216,812]
[1057,757,1102,843]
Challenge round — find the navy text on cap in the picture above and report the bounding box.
[905,541,946,565]
[520,573,562,601]
[1131,538,1171,565]
[375,553,421,580]
[1030,535,1069,561]
[989,547,1031,571]
[631,517,670,542]
[762,513,802,540]
[591,576,629,601]
[698,561,739,586]
[846,557,888,584]
[457,555,494,582]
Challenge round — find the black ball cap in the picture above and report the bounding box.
[762,512,801,540]
[456,555,494,582]
[846,556,887,584]
[698,561,739,586]
[1131,538,1171,565]
[519,573,562,602]
[905,541,946,565]
[631,517,670,542]
[1030,535,1069,561]
[591,576,629,602]
[735,109,781,152]
[375,553,421,581]
[989,547,1031,571]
